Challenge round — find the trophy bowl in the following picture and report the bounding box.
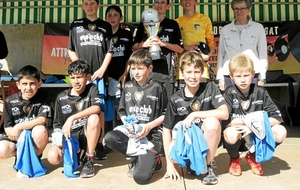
[142,8,164,60]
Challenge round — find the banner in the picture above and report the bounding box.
[42,21,300,75]
[42,23,71,75]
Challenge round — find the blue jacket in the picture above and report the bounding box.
[170,122,208,175]
[253,111,276,162]
[14,130,47,178]
[63,136,80,178]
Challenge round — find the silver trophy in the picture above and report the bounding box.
[142,8,163,60]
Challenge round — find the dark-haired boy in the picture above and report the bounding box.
[47,60,101,178]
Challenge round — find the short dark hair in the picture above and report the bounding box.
[67,59,90,75]
[105,5,123,17]
[231,0,252,9]
[128,49,152,67]
[17,65,41,82]
[82,0,99,4]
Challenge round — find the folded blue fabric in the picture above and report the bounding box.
[63,136,80,178]
[253,111,276,162]
[104,95,115,121]
[93,78,106,111]
[170,122,208,175]
[14,130,47,178]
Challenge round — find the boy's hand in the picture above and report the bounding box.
[182,112,196,130]
[138,124,151,139]
[164,164,181,181]
[91,67,105,81]
[62,119,73,139]
[235,125,252,138]
[7,124,22,141]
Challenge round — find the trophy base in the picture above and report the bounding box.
[150,51,166,61]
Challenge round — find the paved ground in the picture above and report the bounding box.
[0,126,299,190]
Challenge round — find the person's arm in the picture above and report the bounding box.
[5,116,47,141]
[91,52,113,81]
[181,104,229,129]
[138,115,164,139]
[62,105,100,139]
[163,127,181,180]
[68,49,79,62]
[132,22,145,50]
[257,24,268,85]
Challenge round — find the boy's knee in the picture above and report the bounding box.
[86,114,100,129]
[203,117,221,132]
[47,147,62,165]
[133,173,151,185]
[31,125,48,140]
[104,131,116,147]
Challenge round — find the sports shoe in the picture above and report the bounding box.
[80,158,95,178]
[202,162,218,185]
[95,143,107,160]
[245,153,264,175]
[127,159,136,178]
[186,161,197,175]
[154,155,162,172]
[229,158,242,176]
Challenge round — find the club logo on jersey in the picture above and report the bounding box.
[241,100,250,110]
[177,107,189,116]
[112,36,118,44]
[75,100,84,111]
[190,100,201,111]
[134,91,144,102]
[23,105,32,114]
[88,24,96,31]
[11,107,21,116]
[194,24,201,31]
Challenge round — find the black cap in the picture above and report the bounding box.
[197,42,210,55]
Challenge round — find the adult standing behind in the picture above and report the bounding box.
[176,0,215,87]
[0,31,8,59]
[132,0,184,99]
[216,0,268,91]
[68,0,113,160]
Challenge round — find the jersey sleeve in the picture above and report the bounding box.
[53,95,63,129]
[163,96,178,130]
[172,21,184,48]
[209,82,226,108]
[4,97,14,128]
[89,84,102,107]
[204,15,215,48]
[133,22,145,44]
[68,22,76,51]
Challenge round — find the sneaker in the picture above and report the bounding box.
[80,158,95,178]
[127,159,136,178]
[229,158,242,176]
[104,145,112,154]
[245,153,264,175]
[202,162,218,185]
[186,161,197,175]
[95,143,107,160]
[16,170,29,178]
[154,155,162,172]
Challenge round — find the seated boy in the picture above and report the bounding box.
[163,51,229,185]
[0,65,51,175]
[223,54,287,176]
[104,49,168,185]
[47,60,101,178]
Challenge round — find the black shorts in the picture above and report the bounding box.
[0,134,16,143]
[71,127,86,150]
